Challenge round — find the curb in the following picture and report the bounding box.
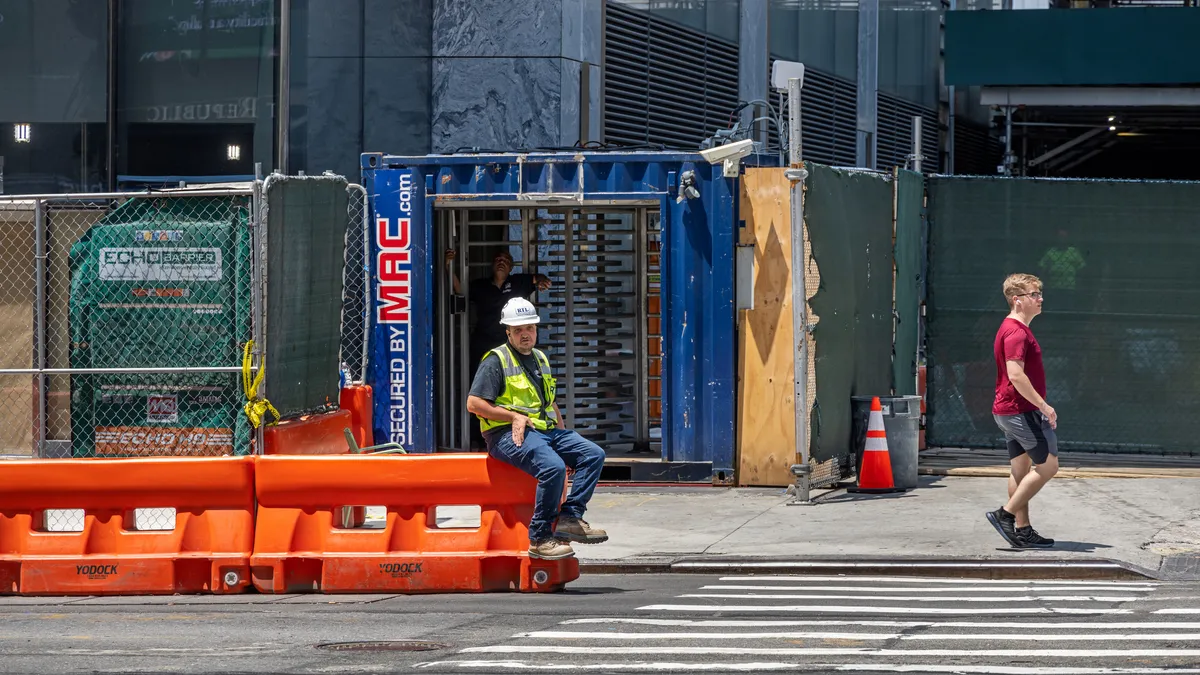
[920,467,1200,479]
[579,556,1159,580]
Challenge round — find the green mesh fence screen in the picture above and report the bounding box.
[263,175,348,419]
[894,169,925,397]
[926,176,1200,455]
[804,164,896,472]
[68,195,253,457]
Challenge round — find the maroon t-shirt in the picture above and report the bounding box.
[993,318,1046,415]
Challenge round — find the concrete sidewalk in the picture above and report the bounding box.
[576,474,1200,579]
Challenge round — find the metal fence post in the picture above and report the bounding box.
[785,75,814,505]
[252,178,267,455]
[911,115,924,173]
[33,200,47,458]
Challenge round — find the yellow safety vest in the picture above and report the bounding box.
[478,345,558,433]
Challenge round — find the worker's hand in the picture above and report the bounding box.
[511,415,530,447]
[444,249,456,268]
[534,274,552,292]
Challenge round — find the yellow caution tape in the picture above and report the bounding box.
[242,340,280,428]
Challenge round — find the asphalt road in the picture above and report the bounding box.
[3,573,1200,674]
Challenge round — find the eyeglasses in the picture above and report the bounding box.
[1016,292,1043,300]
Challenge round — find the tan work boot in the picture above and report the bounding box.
[529,538,575,560]
[553,517,609,544]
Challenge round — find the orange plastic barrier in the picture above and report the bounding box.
[0,457,255,596]
[251,454,580,594]
[263,409,354,455]
[339,384,374,449]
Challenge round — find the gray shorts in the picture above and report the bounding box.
[994,411,1058,465]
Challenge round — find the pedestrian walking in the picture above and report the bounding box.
[986,273,1058,549]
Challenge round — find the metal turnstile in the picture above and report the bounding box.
[434,205,659,457]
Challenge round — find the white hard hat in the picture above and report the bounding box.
[500,297,540,326]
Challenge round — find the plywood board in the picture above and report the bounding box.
[737,168,797,486]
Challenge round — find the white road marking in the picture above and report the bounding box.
[415,661,1200,673]
[461,645,1200,657]
[678,593,1140,602]
[561,618,1200,629]
[1155,609,1200,614]
[514,630,1200,642]
[638,604,1133,615]
[701,584,1155,593]
[715,576,1156,587]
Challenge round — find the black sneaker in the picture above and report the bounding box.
[1016,525,1055,548]
[986,507,1023,547]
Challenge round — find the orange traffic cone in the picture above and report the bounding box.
[848,396,905,494]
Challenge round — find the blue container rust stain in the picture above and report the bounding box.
[361,151,739,481]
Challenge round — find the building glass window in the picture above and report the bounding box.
[768,0,859,82]
[117,0,277,186]
[0,0,108,194]
[879,0,942,108]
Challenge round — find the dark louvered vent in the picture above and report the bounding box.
[877,93,940,172]
[952,118,1002,176]
[603,2,740,150]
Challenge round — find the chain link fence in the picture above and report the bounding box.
[0,177,369,464]
[926,176,1200,455]
[340,184,370,384]
[0,189,258,460]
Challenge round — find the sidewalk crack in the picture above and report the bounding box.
[700,497,790,554]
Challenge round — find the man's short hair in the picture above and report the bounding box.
[1003,273,1042,306]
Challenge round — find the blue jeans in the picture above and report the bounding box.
[485,427,606,542]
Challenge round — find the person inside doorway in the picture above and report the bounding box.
[445,247,553,449]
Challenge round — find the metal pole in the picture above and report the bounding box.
[1006,108,1015,176]
[1,367,258,375]
[784,76,813,505]
[277,0,291,173]
[445,211,456,449]
[254,177,270,455]
[458,210,470,451]
[352,183,371,383]
[33,201,47,457]
[911,115,924,172]
[564,209,576,420]
[946,0,957,175]
[106,0,117,191]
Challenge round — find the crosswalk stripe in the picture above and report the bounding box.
[462,646,1200,657]
[638,604,1133,615]
[515,630,1200,641]
[679,593,1141,602]
[680,562,1131,572]
[561,618,1200,629]
[701,584,1156,593]
[413,661,1200,673]
[716,576,1157,587]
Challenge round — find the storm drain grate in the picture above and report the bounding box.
[315,640,449,652]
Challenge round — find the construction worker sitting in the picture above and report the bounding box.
[466,297,609,560]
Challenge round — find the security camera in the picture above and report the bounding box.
[699,138,755,178]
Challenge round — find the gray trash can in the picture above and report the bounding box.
[851,395,922,490]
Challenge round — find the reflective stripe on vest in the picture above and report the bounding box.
[478,345,558,433]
